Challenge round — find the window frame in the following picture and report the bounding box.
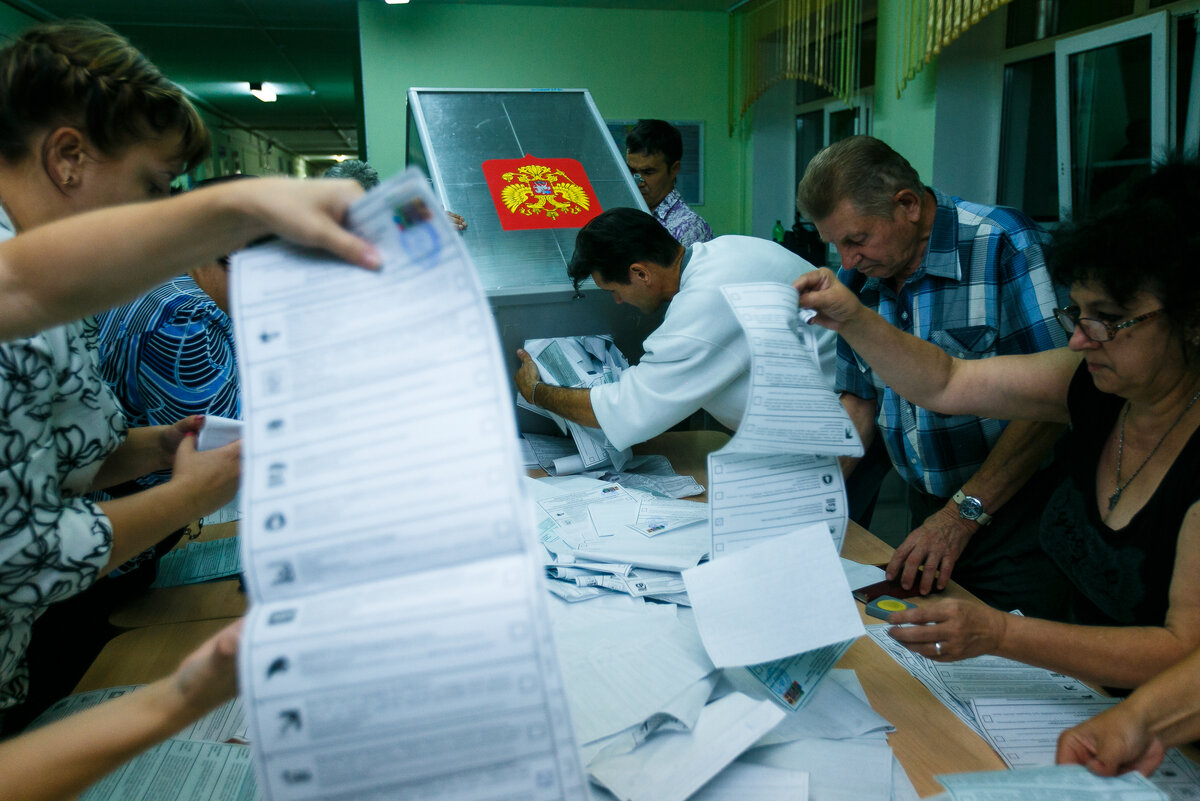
[1053,11,1170,220]
[993,0,1200,223]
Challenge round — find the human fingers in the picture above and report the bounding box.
[1056,727,1101,769]
[918,549,943,595]
[887,601,957,659]
[237,179,381,269]
[160,416,203,457]
[792,267,835,296]
[174,618,244,712]
[1127,739,1166,776]
[884,543,911,583]
[174,436,241,508]
[933,549,956,592]
[794,268,861,329]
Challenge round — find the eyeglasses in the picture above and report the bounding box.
[1054,306,1163,342]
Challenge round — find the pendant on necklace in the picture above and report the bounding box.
[1108,489,1121,511]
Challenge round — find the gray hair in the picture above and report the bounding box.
[323,159,379,190]
[796,135,924,221]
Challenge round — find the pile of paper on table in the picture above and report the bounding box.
[531,284,930,801]
[518,336,632,472]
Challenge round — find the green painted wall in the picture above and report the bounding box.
[0,3,35,40]
[358,2,741,235]
[871,0,938,182]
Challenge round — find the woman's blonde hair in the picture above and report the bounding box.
[0,19,209,171]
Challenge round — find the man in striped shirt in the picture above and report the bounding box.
[797,135,1070,619]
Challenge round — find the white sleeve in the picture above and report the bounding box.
[589,292,746,451]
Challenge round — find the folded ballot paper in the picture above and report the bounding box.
[229,169,588,801]
[518,335,632,472]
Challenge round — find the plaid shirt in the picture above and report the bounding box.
[836,188,1068,497]
[653,187,714,247]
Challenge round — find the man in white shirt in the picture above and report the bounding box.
[514,207,834,451]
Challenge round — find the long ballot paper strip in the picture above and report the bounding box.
[709,283,862,557]
[230,169,587,801]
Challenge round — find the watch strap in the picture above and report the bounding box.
[952,490,992,525]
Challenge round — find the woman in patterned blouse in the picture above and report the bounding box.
[0,20,374,726]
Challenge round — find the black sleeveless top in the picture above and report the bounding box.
[1039,363,1200,626]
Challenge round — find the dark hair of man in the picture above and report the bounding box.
[796,135,924,221]
[567,207,680,291]
[626,119,683,167]
[1049,157,1200,359]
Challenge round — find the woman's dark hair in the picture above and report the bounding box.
[567,207,681,290]
[1049,157,1200,356]
[0,19,209,171]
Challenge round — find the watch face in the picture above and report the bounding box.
[960,497,984,520]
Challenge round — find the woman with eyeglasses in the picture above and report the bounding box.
[794,158,1200,691]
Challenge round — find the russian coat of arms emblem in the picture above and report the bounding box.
[481,155,603,231]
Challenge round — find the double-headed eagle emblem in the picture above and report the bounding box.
[499,164,592,220]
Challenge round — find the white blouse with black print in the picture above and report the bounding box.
[0,317,125,710]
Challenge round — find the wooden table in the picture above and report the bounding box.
[77,431,1188,798]
[75,618,238,692]
[108,521,247,629]
[840,522,1006,795]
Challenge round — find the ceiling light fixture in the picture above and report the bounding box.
[384,0,411,4]
[248,81,277,102]
[332,154,352,162]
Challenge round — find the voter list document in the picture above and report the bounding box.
[230,168,588,801]
[708,283,863,557]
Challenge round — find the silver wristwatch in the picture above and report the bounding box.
[952,490,993,525]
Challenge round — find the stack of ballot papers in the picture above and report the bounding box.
[524,433,704,496]
[546,594,912,801]
[150,536,241,587]
[531,475,709,605]
[519,335,632,471]
[867,626,1200,800]
[27,686,256,800]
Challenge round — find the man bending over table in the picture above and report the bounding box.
[514,207,834,451]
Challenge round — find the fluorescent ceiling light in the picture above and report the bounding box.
[247,81,277,102]
[384,0,411,4]
[332,154,352,162]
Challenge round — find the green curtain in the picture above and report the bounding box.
[730,0,863,134]
[895,0,1013,97]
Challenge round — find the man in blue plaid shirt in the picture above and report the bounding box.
[797,136,1070,620]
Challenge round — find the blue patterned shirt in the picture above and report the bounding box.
[97,276,239,487]
[836,188,1069,497]
[653,187,714,247]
